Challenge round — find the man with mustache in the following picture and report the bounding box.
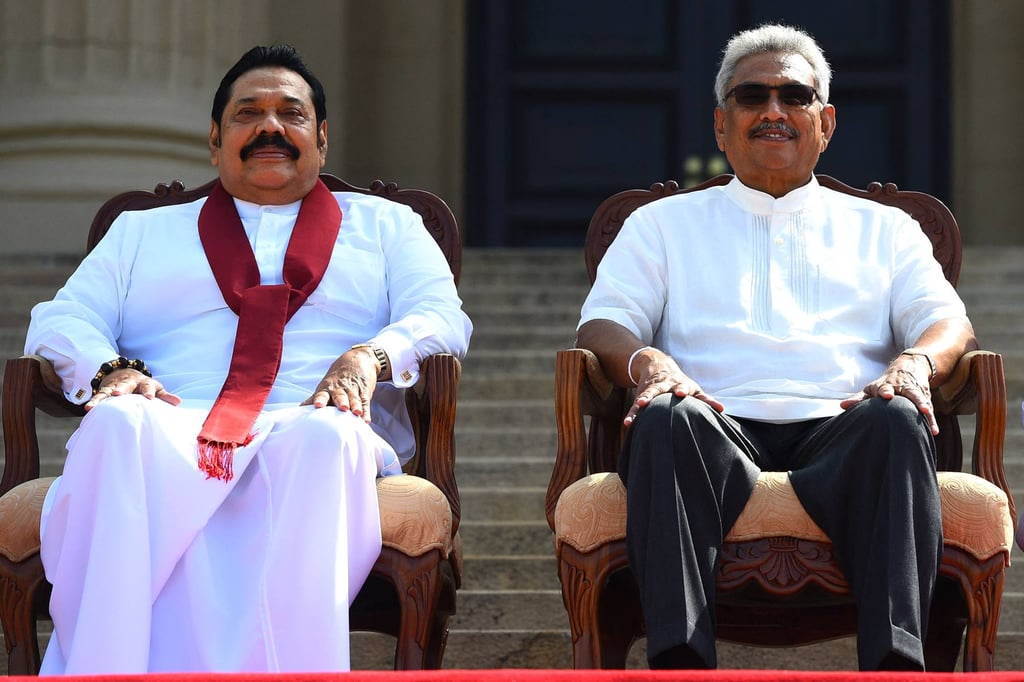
[576,23,974,671]
[25,44,471,673]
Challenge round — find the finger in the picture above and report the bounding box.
[876,383,897,399]
[155,388,182,406]
[331,387,353,413]
[626,384,670,425]
[343,386,365,417]
[922,406,939,436]
[839,393,867,409]
[313,389,331,409]
[695,392,726,413]
[623,403,641,427]
[85,387,113,411]
[624,392,648,426]
[901,387,940,436]
[137,378,161,399]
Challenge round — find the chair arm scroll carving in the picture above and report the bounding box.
[546,349,628,532]
[2,356,84,496]
[404,353,462,536]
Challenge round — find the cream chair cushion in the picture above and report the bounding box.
[555,470,1014,562]
[0,474,453,563]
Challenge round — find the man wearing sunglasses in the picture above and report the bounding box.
[576,23,975,671]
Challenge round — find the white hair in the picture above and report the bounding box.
[714,24,832,107]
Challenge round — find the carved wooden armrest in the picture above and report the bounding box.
[1,355,84,496]
[404,353,462,535]
[934,349,984,415]
[546,348,628,531]
[932,349,1014,527]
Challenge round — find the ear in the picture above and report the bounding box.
[818,103,837,152]
[208,121,221,167]
[317,120,329,168]
[713,107,727,152]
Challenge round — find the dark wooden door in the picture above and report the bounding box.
[466,0,950,247]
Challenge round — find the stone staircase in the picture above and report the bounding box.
[0,246,1022,672]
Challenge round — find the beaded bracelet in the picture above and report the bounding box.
[91,356,151,393]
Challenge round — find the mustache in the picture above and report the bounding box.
[749,122,799,138]
[240,134,301,161]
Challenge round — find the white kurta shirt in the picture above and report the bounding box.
[26,191,473,463]
[579,175,967,421]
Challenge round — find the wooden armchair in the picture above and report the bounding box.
[545,174,1017,672]
[0,174,463,673]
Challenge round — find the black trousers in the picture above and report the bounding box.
[619,395,942,671]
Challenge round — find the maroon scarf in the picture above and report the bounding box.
[196,179,341,481]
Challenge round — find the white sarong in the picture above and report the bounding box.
[39,395,399,674]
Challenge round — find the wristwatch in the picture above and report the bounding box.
[350,343,389,380]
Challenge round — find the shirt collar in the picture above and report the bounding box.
[231,197,303,221]
[724,174,821,214]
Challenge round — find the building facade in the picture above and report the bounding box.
[1,0,1020,253]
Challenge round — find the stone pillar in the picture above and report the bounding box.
[338,0,466,223]
[951,0,1024,244]
[0,0,269,254]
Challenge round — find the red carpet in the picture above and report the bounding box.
[17,671,1024,682]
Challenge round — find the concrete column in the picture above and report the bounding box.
[951,0,1024,244]
[338,0,466,224]
[0,0,269,254]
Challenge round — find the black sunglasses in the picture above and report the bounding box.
[724,83,820,107]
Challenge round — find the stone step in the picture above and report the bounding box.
[459,520,553,557]
[10,627,1023,674]
[462,307,584,330]
[456,458,554,488]
[460,556,559,591]
[461,487,548,522]
[460,285,589,308]
[459,374,554,401]
[467,326,576,352]
[350,629,573,670]
[450,589,565,631]
[456,399,552,428]
[997,592,1024,631]
[462,349,556,376]
[349,630,1024,671]
[456,427,555,461]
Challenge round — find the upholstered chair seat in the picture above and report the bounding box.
[555,470,1014,565]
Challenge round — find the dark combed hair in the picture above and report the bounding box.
[211,44,327,128]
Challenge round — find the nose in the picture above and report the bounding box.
[256,111,286,136]
[759,95,789,119]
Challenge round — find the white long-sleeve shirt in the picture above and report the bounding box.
[579,175,967,421]
[26,190,473,462]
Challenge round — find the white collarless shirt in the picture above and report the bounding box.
[580,175,967,421]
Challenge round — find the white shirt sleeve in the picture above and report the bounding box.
[888,212,968,347]
[578,205,669,343]
[360,201,472,388]
[24,215,135,404]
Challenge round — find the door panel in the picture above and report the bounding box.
[467,0,949,247]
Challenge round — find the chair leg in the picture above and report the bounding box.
[380,548,451,670]
[960,566,1004,672]
[0,556,46,675]
[558,542,632,669]
[938,549,1007,673]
